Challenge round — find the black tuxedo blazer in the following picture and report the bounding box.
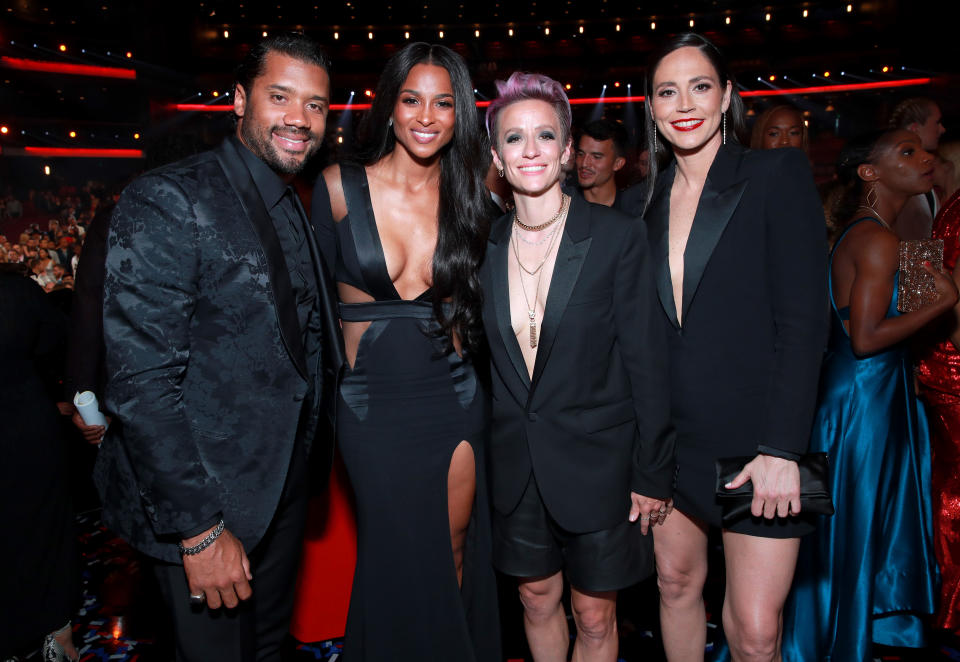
[480,195,676,534]
[643,145,827,471]
[97,138,345,562]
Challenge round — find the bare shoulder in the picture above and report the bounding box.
[846,220,899,273]
[321,163,347,222]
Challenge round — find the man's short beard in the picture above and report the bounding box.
[240,121,317,175]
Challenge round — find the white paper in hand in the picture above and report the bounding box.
[73,390,108,428]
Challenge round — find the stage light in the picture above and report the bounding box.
[650,21,656,30]
[438,30,444,38]
[616,23,621,32]
[405,31,410,39]
[614,81,620,88]
[579,25,584,34]
[126,51,132,58]
[334,31,339,39]
[475,29,480,37]
[59,44,66,52]
[338,135,343,144]
[726,16,731,25]
[824,71,830,77]
[368,31,373,40]
[69,131,77,138]
[846,3,853,12]
[882,66,890,73]
[508,28,514,36]
[0,126,8,134]
[769,75,776,81]
[262,31,267,37]
[134,132,140,139]
[544,27,550,35]
[765,13,771,21]
[223,30,229,38]
[565,83,571,90]
[803,9,809,17]
[689,18,695,27]
[364,89,372,97]
[44,165,51,175]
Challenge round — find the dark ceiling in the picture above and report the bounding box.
[0,0,954,180]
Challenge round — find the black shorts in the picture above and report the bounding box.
[492,473,652,592]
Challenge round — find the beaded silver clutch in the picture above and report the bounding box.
[898,239,944,313]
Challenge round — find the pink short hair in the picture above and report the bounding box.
[485,71,572,146]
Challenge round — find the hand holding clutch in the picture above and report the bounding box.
[715,453,834,525]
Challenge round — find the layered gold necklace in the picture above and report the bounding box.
[511,194,570,348]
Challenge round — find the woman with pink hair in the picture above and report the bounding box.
[480,71,675,662]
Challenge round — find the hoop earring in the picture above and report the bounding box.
[722,112,727,145]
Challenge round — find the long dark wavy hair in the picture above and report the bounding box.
[354,42,490,353]
[642,33,747,208]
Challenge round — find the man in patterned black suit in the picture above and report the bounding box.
[97,33,343,661]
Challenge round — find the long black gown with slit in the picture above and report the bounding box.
[317,163,501,661]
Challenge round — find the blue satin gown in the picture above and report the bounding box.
[779,217,938,661]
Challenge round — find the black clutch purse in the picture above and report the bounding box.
[715,452,834,525]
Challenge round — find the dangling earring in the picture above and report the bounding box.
[497,168,504,178]
[722,112,727,145]
[653,129,658,154]
[865,181,879,209]
[388,117,394,127]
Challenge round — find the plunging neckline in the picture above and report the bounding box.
[358,165,433,303]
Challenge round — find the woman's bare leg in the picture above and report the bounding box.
[721,531,799,662]
[653,509,709,661]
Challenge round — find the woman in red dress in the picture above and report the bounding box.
[916,186,960,633]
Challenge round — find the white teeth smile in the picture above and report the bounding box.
[413,130,436,138]
[672,120,701,128]
[276,135,307,144]
[518,165,546,172]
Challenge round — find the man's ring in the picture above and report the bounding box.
[640,515,650,521]
[659,507,667,513]
[189,593,205,605]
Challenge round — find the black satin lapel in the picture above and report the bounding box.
[644,177,679,328]
[340,163,397,300]
[530,231,591,387]
[214,141,307,379]
[490,235,531,389]
[681,177,747,322]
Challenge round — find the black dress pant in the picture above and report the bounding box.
[152,435,309,662]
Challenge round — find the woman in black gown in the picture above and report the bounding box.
[0,264,80,661]
[312,43,500,661]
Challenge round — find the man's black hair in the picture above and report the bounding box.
[579,119,629,158]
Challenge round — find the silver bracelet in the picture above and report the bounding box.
[178,519,225,556]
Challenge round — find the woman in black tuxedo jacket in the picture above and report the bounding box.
[642,34,827,661]
[481,72,675,662]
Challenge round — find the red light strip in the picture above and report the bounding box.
[23,147,144,158]
[740,78,932,97]
[173,102,375,111]
[169,77,931,113]
[1,56,136,80]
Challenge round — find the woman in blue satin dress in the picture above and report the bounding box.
[780,129,954,661]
